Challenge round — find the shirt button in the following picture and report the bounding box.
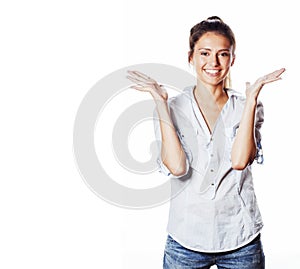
[210,169,214,172]
[210,154,214,157]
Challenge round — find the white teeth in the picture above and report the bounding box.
[205,69,220,74]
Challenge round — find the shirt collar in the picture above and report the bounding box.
[183,86,242,99]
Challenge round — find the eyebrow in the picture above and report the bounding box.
[197,48,231,52]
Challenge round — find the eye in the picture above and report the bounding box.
[200,51,209,56]
[219,52,230,57]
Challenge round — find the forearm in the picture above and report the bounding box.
[155,101,187,176]
[231,68,285,170]
[231,97,257,170]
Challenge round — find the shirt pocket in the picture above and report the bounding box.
[176,125,198,164]
[177,126,210,175]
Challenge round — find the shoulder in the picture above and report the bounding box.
[226,88,245,101]
[227,88,263,107]
[168,85,194,109]
[167,86,195,125]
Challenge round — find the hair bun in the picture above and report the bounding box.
[206,16,223,22]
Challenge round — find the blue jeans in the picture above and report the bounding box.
[163,234,265,269]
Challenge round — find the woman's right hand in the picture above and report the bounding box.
[127,70,168,101]
[127,70,187,176]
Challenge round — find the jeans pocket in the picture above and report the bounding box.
[164,235,212,268]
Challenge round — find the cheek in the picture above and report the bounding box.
[193,57,205,68]
[221,58,232,68]
[225,55,235,66]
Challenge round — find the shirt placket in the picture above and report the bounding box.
[201,136,217,199]
[190,90,231,199]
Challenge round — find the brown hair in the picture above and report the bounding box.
[188,16,236,87]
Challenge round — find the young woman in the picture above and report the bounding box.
[127,16,285,269]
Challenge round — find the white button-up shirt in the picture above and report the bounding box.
[154,86,264,252]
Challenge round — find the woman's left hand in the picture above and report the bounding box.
[246,68,286,100]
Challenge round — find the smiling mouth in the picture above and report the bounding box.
[204,69,221,76]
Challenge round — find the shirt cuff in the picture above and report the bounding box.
[255,141,264,164]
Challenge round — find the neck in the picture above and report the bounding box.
[194,81,227,103]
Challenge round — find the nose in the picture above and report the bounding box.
[210,53,220,66]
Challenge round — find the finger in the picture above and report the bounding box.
[126,75,147,84]
[265,68,286,80]
[127,73,152,85]
[256,69,285,86]
[127,70,153,81]
[273,67,286,77]
[130,85,151,92]
[127,74,159,88]
[130,85,147,91]
[263,77,282,85]
[127,70,144,79]
[126,76,154,91]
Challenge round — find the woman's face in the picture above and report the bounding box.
[190,32,235,88]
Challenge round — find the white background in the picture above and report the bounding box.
[1,0,299,268]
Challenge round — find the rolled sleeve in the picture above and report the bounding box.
[254,101,264,164]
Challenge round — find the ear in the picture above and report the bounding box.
[231,55,236,66]
[188,51,194,65]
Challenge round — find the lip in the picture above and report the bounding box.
[204,69,222,77]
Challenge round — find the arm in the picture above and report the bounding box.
[231,68,285,170]
[231,97,258,170]
[127,70,188,176]
[155,101,188,176]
